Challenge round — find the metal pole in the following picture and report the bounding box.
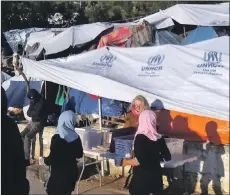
[43,52,47,99]
[183,27,187,38]
[98,98,102,130]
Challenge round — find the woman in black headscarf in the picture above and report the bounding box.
[1,86,30,195]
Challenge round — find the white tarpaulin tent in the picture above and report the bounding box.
[29,22,114,57]
[3,28,45,52]
[3,27,67,52]
[25,30,56,56]
[25,31,56,48]
[22,39,229,121]
[187,36,229,54]
[138,3,230,29]
[136,11,174,29]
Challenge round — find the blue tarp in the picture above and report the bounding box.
[182,27,218,45]
[63,89,122,116]
[154,30,181,46]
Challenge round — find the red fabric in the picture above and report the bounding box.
[97,26,132,48]
[89,94,100,99]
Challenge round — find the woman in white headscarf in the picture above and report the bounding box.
[44,110,83,195]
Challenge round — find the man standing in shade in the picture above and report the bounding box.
[21,89,48,166]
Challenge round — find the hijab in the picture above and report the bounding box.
[62,97,76,113]
[56,110,79,143]
[27,89,41,103]
[135,110,162,141]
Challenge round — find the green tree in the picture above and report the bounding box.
[1,1,86,31]
[1,1,225,32]
[84,1,224,23]
[84,1,130,23]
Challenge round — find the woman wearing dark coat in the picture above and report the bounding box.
[44,110,83,195]
[122,110,171,195]
[1,87,30,195]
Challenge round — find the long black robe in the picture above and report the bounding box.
[129,134,171,195]
[44,134,83,195]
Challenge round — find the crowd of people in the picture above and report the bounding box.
[2,85,171,195]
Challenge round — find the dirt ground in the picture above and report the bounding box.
[27,163,227,195]
[27,165,129,195]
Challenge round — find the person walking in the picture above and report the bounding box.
[122,110,171,195]
[44,110,83,195]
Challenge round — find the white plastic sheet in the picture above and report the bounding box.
[3,28,45,52]
[138,3,229,29]
[30,23,113,56]
[187,36,229,54]
[22,41,229,121]
[26,31,55,48]
[3,28,67,52]
[163,3,229,26]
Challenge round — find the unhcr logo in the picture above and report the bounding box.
[147,54,165,66]
[197,51,224,68]
[93,54,116,67]
[204,51,222,63]
[100,55,116,64]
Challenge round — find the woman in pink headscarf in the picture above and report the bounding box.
[121,110,171,195]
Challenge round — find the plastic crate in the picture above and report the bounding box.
[114,135,134,157]
[75,128,103,149]
[165,138,184,155]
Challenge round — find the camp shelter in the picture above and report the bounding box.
[97,22,152,48]
[60,88,122,117]
[21,34,229,145]
[137,2,229,29]
[2,75,43,108]
[181,26,218,45]
[26,23,114,59]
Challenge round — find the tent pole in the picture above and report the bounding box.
[98,98,102,130]
[43,52,47,99]
[183,27,187,38]
[44,81,47,99]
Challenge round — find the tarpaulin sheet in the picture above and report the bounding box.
[97,23,152,48]
[22,38,229,121]
[97,26,132,48]
[2,75,43,108]
[182,27,218,45]
[29,23,114,57]
[137,3,229,29]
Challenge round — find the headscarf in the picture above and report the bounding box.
[135,110,162,141]
[27,89,41,102]
[62,97,76,113]
[56,110,79,143]
[2,86,8,115]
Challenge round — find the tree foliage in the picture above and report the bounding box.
[2,1,223,32]
[1,1,86,31]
